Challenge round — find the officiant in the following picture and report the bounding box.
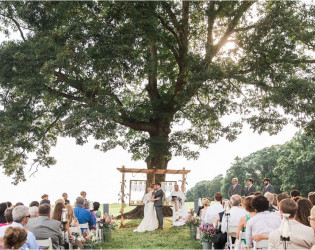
[170,184,188,227]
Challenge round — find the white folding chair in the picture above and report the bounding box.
[227,226,238,248]
[239,231,246,241]
[253,239,269,249]
[79,223,89,229]
[36,238,52,250]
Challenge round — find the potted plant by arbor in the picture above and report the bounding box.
[99,214,116,242]
[186,211,201,240]
[199,223,216,249]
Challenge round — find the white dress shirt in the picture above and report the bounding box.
[246,211,282,247]
[221,206,248,233]
[204,202,224,225]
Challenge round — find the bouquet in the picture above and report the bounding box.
[199,223,216,242]
[186,215,201,228]
[99,214,117,231]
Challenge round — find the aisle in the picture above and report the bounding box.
[100,217,202,249]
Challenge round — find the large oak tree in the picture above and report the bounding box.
[0,1,314,185]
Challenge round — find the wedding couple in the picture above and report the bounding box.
[133,183,164,232]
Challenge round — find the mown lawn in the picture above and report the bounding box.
[105,202,195,216]
[99,217,202,249]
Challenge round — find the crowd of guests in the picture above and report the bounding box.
[197,178,315,249]
[0,191,102,249]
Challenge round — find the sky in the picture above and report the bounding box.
[0,123,298,205]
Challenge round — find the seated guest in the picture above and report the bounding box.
[29,207,38,218]
[309,206,315,232]
[29,201,39,207]
[93,202,102,218]
[246,195,281,247]
[26,203,63,249]
[236,196,256,242]
[62,193,70,205]
[0,205,39,249]
[276,193,290,210]
[269,198,314,249]
[4,208,13,226]
[221,195,248,240]
[296,198,313,227]
[3,226,28,249]
[74,197,95,229]
[40,199,50,205]
[290,190,301,199]
[200,198,211,224]
[308,192,315,206]
[204,192,224,225]
[0,203,7,226]
[292,196,303,203]
[5,202,12,208]
[15,202,24,206]
[253,192,262,196]
[264,192,278,212]
[272,194,278,207]
[55,199,65,205]
[196,198,211,216]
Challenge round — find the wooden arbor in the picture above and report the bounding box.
[117,165,190,227]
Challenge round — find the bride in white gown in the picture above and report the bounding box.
[134,187,159,232]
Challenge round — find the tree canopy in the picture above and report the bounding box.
[0,1,314,184]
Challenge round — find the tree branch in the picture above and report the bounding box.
[213,2,254,56]
[44,85,84,102]
[4,6,26,42]
[205,1,216,62]
[146,41,161,102]
[157,14,179,44]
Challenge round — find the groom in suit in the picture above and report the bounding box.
[153,183,164,230]
[244,178,256,196]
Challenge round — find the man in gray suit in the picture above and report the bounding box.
[262,178,274,194]
[25,203,63,249]
[153,183,164,230]
[244,178,256,196]
[228,178,242,198]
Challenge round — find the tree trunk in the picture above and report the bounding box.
[122,120,173,219]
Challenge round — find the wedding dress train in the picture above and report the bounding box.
[133,191,158,232]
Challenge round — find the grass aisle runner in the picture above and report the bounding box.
[101,217,202,249]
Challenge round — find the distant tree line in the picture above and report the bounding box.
[186,133,315,201]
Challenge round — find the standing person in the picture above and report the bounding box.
[153,183,164,230]
[170,184,188,227]
[244,178,256,196]
[133,187,159,232]
[80,191,87,201]
[62,193,70,205]
[0,205,39,250]
[262,178,274,194]
[228,178,242,198]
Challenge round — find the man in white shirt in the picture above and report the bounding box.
[246,195,281,248]
[221,195,248,235]
[170,184,188,226]
[204,192,224,225]
[0,206,39,250]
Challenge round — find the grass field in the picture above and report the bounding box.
[99,217,202,249]
[104,202,195,216]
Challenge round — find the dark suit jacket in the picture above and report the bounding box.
[153,189,164,207]
[228,184,242,197]
[25,216,63,249]
[262,184,274,194]
[244,185,256,196]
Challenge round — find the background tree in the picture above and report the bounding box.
[0,1,314,186]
